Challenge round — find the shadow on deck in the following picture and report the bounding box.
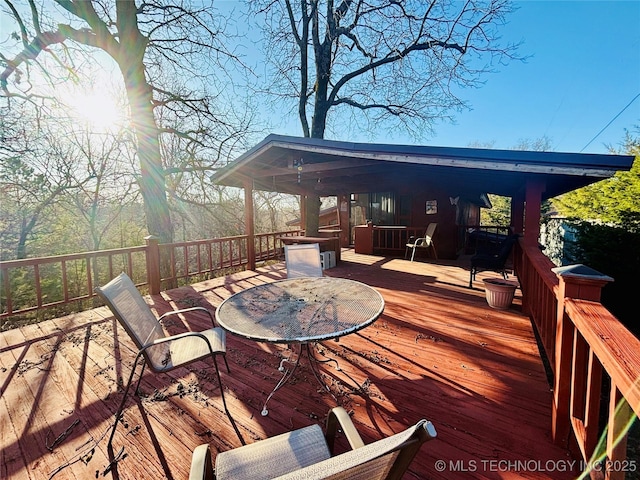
[0,249,575,479]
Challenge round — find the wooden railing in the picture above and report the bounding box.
[0,230,302,320]
[371,226,423,254]
[515,240,639,479]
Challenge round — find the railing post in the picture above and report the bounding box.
[145,235,161,295]
[551,264,613,448]
[244,179,256,270]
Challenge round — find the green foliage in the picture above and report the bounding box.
[553,131,640,223]
[566,220,640,336]
[481,194,511,225]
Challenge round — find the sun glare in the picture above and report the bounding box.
[68,91,125,132]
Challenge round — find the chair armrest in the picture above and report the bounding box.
[325,407,365,453]
[190,444,215,480]
[142,330,222,355]
[158,306,217,328]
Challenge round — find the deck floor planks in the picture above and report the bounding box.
[0,330,31,480]
[323,331,552,465]
[0,249,576,479]
[1,327,79,479]
[20,321,112,480]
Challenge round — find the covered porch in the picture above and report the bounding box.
[211,134,634,263]
[0,250,573,479]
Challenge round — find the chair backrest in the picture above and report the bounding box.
[285,243,323,278]
[274,419,437,480]
[423,223,437,245]
[95,272,169,369]
[495,234,518,261]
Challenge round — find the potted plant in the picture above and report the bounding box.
[483,278,519,310]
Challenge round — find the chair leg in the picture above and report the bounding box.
[108,353,145,453]
[404,246,409,259]
[212,355,246,445]
[222,353,230,373]
[410,247,416,262]
[211,356,228,411]
[134,361,146,395]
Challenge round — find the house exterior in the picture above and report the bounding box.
[211,134,634,263]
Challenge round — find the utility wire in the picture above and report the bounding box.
[580,92,640,152]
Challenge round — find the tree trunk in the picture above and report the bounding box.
[304,194,321,236]
[126,78,174,245]
[115,9,174,246]
[306,72,330,236]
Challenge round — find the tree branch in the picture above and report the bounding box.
[1,30,66,94]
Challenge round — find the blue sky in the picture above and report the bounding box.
[411,0,640,154]
[2,1,637,155]
[259,1,640,155]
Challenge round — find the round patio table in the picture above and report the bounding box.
[215,276,385,415]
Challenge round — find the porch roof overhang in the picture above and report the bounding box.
[211,134,635,200]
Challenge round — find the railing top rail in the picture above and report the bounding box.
[0,245,147,269]
[161,236,248,248]
[566,298,640,416]
[256,229,302,235]
[519,241,560,293]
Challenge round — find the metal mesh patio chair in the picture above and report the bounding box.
[285,243,323,278]
[189,406,437,480]
[95,272,233,452]
[469,234,519,287]
[405,223,438,261]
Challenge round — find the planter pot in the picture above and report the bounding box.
[483,278,519,310]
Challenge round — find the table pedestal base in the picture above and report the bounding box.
[261,343,345,416]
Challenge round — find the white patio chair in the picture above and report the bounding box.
[285,243,323,278]
[95,272,234,452]
[405,223,438,261]
[189,406,437,480]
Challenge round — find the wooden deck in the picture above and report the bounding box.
[0,249,576,480]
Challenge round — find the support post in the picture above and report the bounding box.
[511,189,525,235]
[244,179,256,270]
[145,235,161,295]
[338,194,350,247]
[304,194,320,237]
[551,265,613,448]
[524,180,545,247]
[300,195,307,234]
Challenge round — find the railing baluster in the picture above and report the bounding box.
[127,252,133,278]
[62,260,69,303]
[1,266,12,315]
[86,255,93,300]
[606,387,631,480]
[183,244,189,278]
[583,350,602,457]
[34,264,42,308]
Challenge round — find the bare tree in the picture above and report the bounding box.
[63,128,139,251]
[252,0,519,233]
[1,0,252,244]
[0,106,95,259]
